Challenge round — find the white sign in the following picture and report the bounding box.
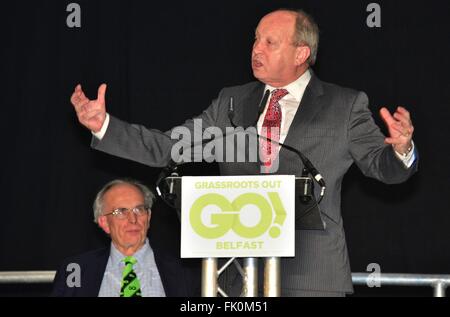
[181,175,295,258]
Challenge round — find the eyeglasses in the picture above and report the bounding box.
[102,205,150,219]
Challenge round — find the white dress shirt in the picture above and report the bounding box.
[257,70,312,145]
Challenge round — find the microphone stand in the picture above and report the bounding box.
[229,95,326,203]
[156,91,327,211]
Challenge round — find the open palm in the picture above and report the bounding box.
[70,84,107,133]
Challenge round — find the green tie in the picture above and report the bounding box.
[120,256,142,297]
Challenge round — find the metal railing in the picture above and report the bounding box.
[0,271,55,284]
[0,271,449,297]
[352,273,450,297]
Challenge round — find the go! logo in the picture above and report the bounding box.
[189,193,287,239]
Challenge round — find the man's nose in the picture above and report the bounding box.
[252,40,262,54]
[127,211,138,224]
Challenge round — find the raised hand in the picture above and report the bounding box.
[70,84,107,133]
[380,106,414,155]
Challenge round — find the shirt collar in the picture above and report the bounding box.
[265,69,312,102]
[109,238,151,267]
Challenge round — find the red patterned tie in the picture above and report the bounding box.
[260,89,288,171]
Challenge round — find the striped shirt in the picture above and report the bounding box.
[98,239,166,297]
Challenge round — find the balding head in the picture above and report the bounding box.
[252,9,317,87]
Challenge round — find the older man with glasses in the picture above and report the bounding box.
[52,179,195,297]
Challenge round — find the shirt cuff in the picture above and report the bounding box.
[394,141,416,168]
[92,113,110,140]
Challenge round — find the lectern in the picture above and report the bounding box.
[157,174,325,297]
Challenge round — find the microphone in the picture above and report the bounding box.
[155,126,222,200]
[155,158,178,197]
[256,89,271,124]
[228,93,326,197]
[156,90,271,208]
[228,89,270,129]
[162,87,270,182]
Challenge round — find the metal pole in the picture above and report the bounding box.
[243,258,258,297]
[0,271,56,284]
[264,257,280,297]
[434,282,446,297]
[201,258,218,297]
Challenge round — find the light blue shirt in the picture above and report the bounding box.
[98,239,166,297]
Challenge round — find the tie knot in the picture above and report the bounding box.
[271,89,288,103]
[123,256,137,265]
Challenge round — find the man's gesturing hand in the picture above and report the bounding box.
[70,84,107,133]
[380,106,414,155]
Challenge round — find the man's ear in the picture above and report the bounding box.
[146,211,152,227]
[98,216,111,234]
[295,45,311,66]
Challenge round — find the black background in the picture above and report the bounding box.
[1,0,449,296]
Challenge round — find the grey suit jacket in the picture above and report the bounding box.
[92,73,418,293]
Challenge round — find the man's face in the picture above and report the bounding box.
[252,11,303,87]
[98,184,150,254]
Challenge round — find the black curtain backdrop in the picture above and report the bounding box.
[1,0,449,296]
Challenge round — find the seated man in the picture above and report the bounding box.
[52,179,194,297]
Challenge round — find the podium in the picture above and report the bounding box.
[157,174,325,297]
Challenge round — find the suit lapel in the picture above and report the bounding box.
[83,248,110,297]
[234,82,265,174]
[241,82,265,128]
[153,247,189,297]
[153,248,169,296]
[278,74,326,173]
[227,76,326,175]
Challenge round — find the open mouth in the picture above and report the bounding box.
[252,60,263,68]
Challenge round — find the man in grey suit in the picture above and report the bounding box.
[70,9,417,296]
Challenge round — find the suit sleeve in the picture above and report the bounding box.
[91,91,224,167]
[347,91,418,184]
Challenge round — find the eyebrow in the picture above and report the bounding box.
[111,203,146,209]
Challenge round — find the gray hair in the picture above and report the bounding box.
[93,179,155,223]
[276,9,320,65]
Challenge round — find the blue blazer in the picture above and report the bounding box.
[51,246,198,297]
